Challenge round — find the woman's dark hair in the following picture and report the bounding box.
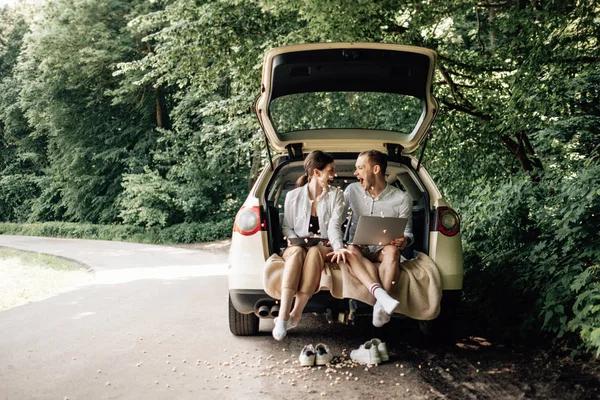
[359,149,387,175]
[296,150,335,187]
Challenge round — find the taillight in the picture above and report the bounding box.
[435,207,460,236]
[233,206,263,236]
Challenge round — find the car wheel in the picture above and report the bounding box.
[228,294,260,336]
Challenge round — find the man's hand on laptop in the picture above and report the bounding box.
[391,236,409,250]
[327,248,352,264]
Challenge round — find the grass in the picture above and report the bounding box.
[0,248,93,311]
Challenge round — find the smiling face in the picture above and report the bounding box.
[314,162,336,189]
[354,154,380,191]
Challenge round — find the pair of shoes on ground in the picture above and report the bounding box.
[350,338,389,365]
[299,343,333,366]
[272,317,298,341]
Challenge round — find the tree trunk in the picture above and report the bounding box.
[488,7,495,51]
[155,87,170,129]
[501,131,543,180]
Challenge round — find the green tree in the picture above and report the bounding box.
[0,5,44,222]
[15,0,161,223]
[115,0,296,224]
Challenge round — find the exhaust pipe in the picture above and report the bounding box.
[270,304,279,318]
[257,305,270,317]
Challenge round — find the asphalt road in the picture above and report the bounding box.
[1,235,597,400]
[0,236,435,400]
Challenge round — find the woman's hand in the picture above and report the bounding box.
[327,248,352,264]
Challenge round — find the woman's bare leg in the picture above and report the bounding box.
[279,246,307,321]
[289,245,328,326]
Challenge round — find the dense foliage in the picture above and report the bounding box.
[0,0,598,355]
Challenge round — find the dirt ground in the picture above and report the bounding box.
[257,315,600,400]
[405,335,599,399]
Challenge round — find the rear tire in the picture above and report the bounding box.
[229,294,260,336]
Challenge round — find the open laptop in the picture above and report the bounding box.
[349,215,408,246]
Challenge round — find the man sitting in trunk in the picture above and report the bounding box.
[340,150,414,327]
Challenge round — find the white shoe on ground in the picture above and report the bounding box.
[315,343,333,366]
[370,338,389,362]
[372,301,391,327]
[299,344,316,366]
[350,340,381,365]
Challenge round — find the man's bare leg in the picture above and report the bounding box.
[347,245,399,326]
[376,244,401,292]
[346,245,380,287]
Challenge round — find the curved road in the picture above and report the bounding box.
[0,236,428,400]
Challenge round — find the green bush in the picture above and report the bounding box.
[0,174,39,222]
[0,222,147,242]
[154,220,232,244]
[119,169,179,228]
[0,219,232,245]
[459,162,600,355]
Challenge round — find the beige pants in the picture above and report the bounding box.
[281,245,331,296]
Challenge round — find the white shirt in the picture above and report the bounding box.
[282,185,345,251]
[344,182,413,253]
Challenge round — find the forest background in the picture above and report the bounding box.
[0,0,598,356]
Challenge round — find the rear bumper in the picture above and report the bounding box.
[229,288,462,319]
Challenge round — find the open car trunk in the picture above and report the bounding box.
[256,43,439,155]
[263,154,431,260]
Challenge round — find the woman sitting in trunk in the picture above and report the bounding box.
[272,150,351,340]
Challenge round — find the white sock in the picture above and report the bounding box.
[372,301,391,327]
[272,317,289,341]
[369,284,399,315]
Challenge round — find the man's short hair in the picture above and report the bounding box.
[359,150,387,175]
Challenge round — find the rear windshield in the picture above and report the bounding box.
[269,91,423,135]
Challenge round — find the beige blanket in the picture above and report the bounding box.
[263,251,442,321]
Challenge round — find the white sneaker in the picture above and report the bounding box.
[315,343,333,366]
[372,302,391,328]
[350,341,381,365]
[299,344,316,366]
[370,338,389,362]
